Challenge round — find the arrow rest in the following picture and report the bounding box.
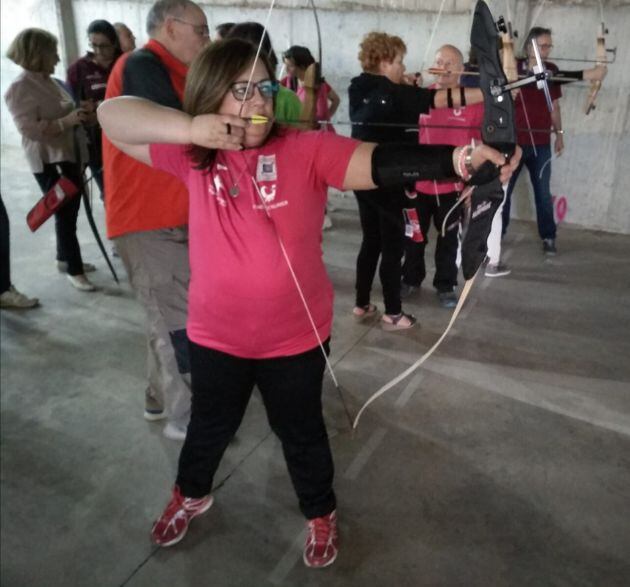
[496,15,507,34]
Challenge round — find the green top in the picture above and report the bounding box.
[275,86,302,126]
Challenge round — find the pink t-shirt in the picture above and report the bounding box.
[150,129,359,358]
[280,77,335,131]
[416,96,484,195]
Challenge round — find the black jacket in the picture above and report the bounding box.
[348,73,435,144]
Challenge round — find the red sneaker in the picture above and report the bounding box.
[303,510,338,568]
[151,486,213,547]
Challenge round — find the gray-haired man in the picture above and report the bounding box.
[102,0,209,440]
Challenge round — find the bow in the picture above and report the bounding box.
[72,127,119,284]
[353,0,522,429]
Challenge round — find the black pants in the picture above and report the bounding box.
[0,195,10,294]
[177,340,336,520]
[33,162,84,276]
[354,188,406,315]
[402,192,459,293]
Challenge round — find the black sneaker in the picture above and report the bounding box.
[438,290,457,308]
[542,239,557,256]
[400,282,419,299]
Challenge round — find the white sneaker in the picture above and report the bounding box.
[485,262,511,277]
[67,274,96,292]
[144,408,167,422]
[163,422,187,441]
[0,286,39,309]
[57,261,96,273]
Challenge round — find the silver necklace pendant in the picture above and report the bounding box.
[229,185,239,197]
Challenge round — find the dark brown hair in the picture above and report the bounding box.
[184,38,276,170]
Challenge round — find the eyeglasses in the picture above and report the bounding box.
[89,42,114,51]
[171,17,210,38]
[230,79,278,101]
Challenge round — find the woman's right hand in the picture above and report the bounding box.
[58,108,88,130]
[190,114,248,150]
[454,143,522,185]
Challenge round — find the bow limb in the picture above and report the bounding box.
[300,63,319,129]
[81,179,119,284]
[352,277,476,430]
[500,2,519,88]
[308,0,322,69]
[298,0,323,129]
[584,22,607,115]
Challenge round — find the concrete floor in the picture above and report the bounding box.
[1,145,630,587]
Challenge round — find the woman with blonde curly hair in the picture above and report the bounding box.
[350,32,482,329]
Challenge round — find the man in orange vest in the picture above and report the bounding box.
[102,0,209,440]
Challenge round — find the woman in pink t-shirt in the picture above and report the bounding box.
[98,38,519,569]
[281,45,340,131]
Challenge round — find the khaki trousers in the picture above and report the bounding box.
[115,227,191,427]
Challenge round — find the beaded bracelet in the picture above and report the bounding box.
[456,145,473,182]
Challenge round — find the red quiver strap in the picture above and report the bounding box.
[26,177,80,232]
[403,208,423,243]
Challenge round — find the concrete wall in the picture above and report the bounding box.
[1,0,628,233]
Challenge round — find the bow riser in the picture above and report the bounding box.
[460,1,516,281]
[472,4,517,157]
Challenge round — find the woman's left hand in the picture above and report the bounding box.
[465,143,522,184]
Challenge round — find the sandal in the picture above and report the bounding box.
[381,312,417,332]
[353,303,377,321]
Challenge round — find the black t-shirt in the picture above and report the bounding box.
[122,49,182,109]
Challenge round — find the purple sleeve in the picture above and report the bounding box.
[149,143,191,184]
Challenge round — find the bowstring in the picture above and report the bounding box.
[237,0,351,427]
[420,0,448,71]
[238,0,277,119]
[249,176,354,428]
[530,0,548,29]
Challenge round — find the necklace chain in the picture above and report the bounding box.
[219,152,253,197]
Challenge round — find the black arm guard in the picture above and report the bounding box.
[555,69,584,82]
[371,143,456,188]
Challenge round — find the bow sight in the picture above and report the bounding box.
[494,17,553,112]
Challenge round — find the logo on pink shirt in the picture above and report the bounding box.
[257,155,277,182]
